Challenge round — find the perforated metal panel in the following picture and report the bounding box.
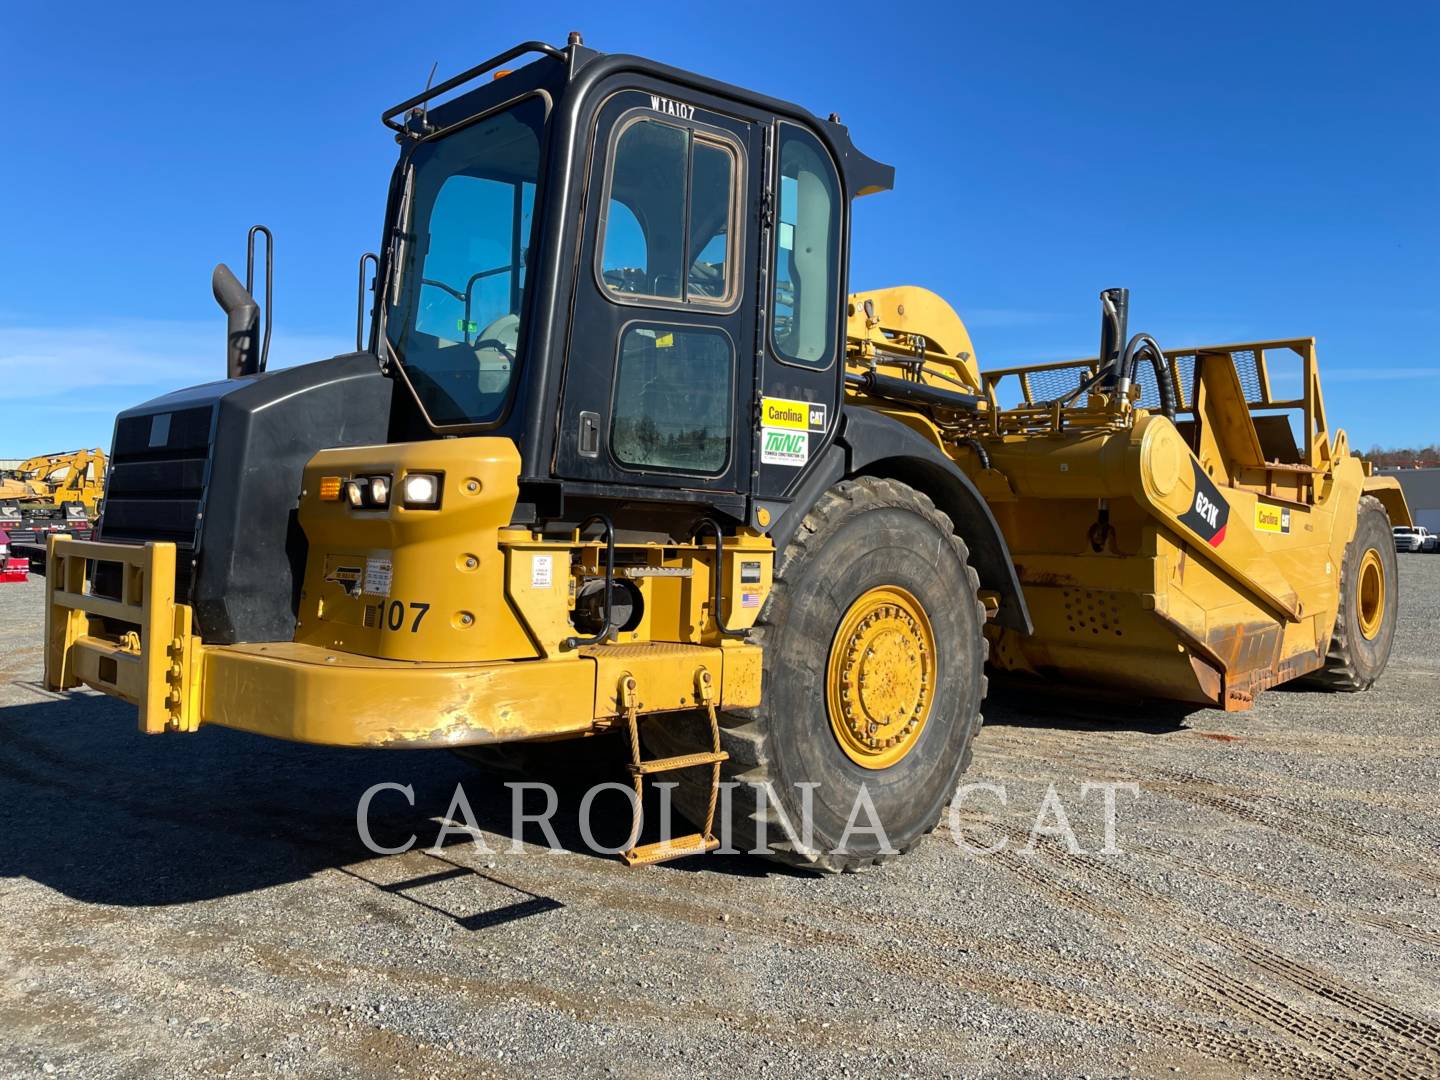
[1172,354,1196,408]
[1018,363,1096,405]
[1232,350,1264,403]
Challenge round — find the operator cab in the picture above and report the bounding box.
[374,36,893,529]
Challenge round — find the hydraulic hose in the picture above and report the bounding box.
[961,437,991,471]
[1119,333,1177,419]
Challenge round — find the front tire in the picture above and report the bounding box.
[647,477,988,872]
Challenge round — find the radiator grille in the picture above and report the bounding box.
[97,404,215,600]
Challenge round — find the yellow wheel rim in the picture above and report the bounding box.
[1357,548,1386,641]
[825,586,936,771]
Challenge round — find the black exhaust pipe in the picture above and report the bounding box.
[213,225,273,380]
[212,263,260,379]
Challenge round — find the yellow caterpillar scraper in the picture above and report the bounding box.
[45,36,1408,871]
[846,286,1407,709]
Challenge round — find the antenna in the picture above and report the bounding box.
[415,61,439,128]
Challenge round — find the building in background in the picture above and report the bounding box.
[1382,468,1440,533]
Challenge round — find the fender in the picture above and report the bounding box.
[1362,474,1413,528]
[773,407,1032,634]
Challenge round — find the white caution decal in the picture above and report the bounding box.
[363,555,393,597]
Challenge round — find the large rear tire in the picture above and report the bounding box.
[1303,495,1398,691]
[645,477,988,872]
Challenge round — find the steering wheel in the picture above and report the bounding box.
[473,313,520,365]
[474,337,515,363]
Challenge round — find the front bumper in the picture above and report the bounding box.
[44,537,760,747]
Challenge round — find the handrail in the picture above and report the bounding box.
[245,225,274,372]
[691,519,746,639]
[356,252,378,352]
[382,41,565,133]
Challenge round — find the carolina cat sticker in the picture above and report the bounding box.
[1179,460,1230,547]
[759,396,824,467]
[761,396,826,432]
[1255,502,1292,534]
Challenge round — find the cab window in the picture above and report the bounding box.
[611,325,733,473]
[599,116,739,306]
[771,124,841,366]
[384,95,545,427]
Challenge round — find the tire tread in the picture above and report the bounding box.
[645,476,989,873]
[1301,495,1394,692]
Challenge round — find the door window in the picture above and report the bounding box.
[611,324,733,474]
[771,124,841,366]
[598,117,739,307]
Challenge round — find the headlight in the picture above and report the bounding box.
[344,475,392,509]
[401,472,441,508]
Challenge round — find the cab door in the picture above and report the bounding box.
[554,84,759,512]
[751,121,848,506]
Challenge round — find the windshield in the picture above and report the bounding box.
[384,96,545,426]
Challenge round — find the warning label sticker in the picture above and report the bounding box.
[363,556,393,597]
[531,554,553,589]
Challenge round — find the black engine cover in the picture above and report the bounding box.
[100,353,392,643]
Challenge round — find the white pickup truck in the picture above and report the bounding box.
[1394,525,1437,553]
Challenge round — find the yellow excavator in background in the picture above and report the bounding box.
[0,449,107,512]
[1,449,105,567]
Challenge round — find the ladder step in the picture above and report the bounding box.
[627,750,728,775]
[622,833,720,866]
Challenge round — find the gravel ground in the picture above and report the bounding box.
[1,557,1438,1079]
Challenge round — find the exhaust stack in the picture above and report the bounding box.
[212,224,274,379]
[213,263,260,379]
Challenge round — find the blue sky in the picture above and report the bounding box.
[2,2,1436,453]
